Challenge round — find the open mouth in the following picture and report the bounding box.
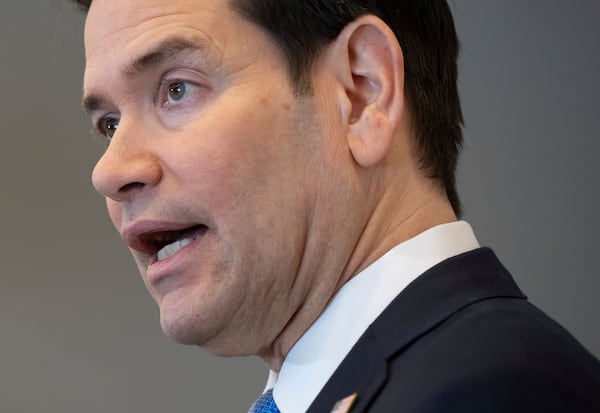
[140,224,208,262]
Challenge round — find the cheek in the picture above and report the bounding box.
[172,124,279,204]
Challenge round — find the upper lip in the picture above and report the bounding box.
[122,220,205,255]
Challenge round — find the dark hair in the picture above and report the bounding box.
[72,0,463,216]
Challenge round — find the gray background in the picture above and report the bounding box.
[1,1,598,411]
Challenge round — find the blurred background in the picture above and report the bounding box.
[1,1,598,411]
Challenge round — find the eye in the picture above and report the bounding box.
[156,73,209,127]
[168,81,186,101]
[97,116,120,140]
[160,79,203,109]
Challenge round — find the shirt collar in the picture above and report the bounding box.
[268,221,480,413]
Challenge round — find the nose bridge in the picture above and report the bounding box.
[91,119,162,202]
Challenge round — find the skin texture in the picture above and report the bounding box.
[83,0,455,370]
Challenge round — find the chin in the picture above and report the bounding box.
[160,313,258,357]
[155,288,257,355]
[158,306,210,346]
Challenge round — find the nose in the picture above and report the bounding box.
[92,123,162,202]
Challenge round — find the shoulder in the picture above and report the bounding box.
[371,297,600,412]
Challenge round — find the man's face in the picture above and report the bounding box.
[83,0,355,356]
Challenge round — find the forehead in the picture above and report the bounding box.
[86,0,236,55]
[83,0,270,90]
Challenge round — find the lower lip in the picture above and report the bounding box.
[145,236,203,285]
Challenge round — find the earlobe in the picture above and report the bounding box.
[327,16,405,168]
[348,104,394,168]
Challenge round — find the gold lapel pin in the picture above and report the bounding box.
[330,393,358,413]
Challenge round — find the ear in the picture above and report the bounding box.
[325,16,405,167]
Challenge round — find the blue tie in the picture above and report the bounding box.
[248,388,281,413]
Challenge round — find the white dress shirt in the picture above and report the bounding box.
[265,221,480,413]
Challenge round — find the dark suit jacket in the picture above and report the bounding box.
[306,248,600,413]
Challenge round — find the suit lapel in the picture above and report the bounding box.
[370,248,525,359]
[307,248,526,412]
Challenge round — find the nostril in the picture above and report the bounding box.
[119,182,145,193]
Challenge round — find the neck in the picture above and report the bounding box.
[341,186,457,287]
[258,175,455,371]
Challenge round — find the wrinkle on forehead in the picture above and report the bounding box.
[82,0,287,105]
[83,0,232,91]
[84,0,228,58]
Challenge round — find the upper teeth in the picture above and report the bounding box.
[157,238,193,261]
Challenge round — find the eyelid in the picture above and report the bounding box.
[160,68,207,84]
[157,69,208,106]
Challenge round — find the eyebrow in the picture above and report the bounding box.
[82,36,214,116]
